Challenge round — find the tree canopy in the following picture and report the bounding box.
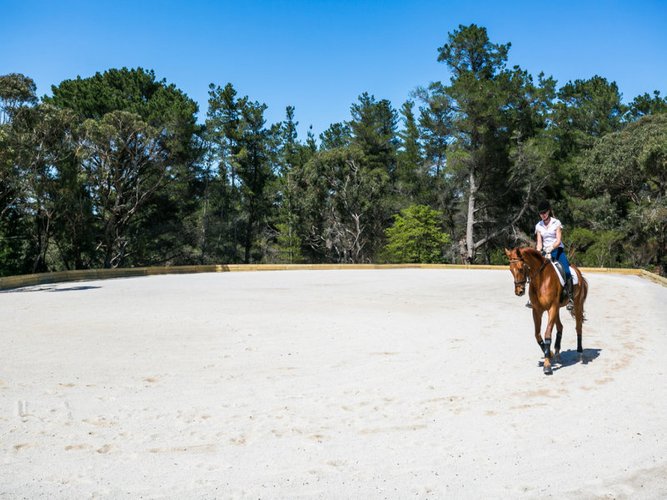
[1,26,665,276]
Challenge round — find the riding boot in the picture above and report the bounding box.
[565,277,574,311]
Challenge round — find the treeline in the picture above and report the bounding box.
[1,24,665,276]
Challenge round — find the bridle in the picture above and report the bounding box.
[509,258,529,287]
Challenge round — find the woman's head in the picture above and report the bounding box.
[537,200,551,220]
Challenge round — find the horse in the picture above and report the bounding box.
[505,247,589,375]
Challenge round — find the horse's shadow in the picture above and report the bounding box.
[539,348,602,372]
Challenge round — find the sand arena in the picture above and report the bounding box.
[1,268,666,498]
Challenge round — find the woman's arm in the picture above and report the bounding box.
[536,231,543,252]
[553,227,563,249]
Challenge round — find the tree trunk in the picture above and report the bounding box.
[465,168,477,264]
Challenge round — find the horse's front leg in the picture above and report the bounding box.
[575,298,584,361]
[532,308,545,354]
[542,305,559,375]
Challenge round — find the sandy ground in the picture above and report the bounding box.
[1,269,666,499]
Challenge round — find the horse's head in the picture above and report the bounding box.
[505,248,529,297]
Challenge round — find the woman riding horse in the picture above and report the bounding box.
[505,246,588,375]
[535,200,574,310]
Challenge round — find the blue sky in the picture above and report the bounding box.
[2,0,666,138]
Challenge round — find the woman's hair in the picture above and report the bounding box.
[537,200,551,213]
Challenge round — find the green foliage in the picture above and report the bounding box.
[580,114,667,272]
[206,82,278,263]
[569,227,624,267]
[78,110,171,267]
[552,76,625,158]
[293,145,389,263]
[395,100,423,201]
[319,122,351,150]
[383,205,450,263]
[274,222,304,263]
[0,73,37,123]
[2,27,667,277]
[349,93,398,174]
[626,91,667,121]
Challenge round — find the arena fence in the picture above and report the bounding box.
[1,263,665,291]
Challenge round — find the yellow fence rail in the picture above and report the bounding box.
[0,263,665,291]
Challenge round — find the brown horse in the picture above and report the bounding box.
[505,247,589,375]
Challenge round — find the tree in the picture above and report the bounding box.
[551,76,625,160]
[435,24,524,263]
[626,91,667,121]
[395,100,423,202]
[581,113,667,272]
[48,68,203,267]
[78,111,170,268]
[204,83,244,262]
[320,122,352,150]
[206,83,277,263]
[415,82,452,178]
[0,73,37,124]
[270,106,315,263]
[296,146,389,263]
[384,204,450,263]
[349,93,398,176]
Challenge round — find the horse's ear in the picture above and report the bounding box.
[504,248,512,257]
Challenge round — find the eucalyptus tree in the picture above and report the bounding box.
[77,111,170,268]
[0,74,38,220]
[581,113,667,272]
[0,74,39,274]
[0,74,89,273]
[0,73,37,124]
[297,145,389,263]
[48,68,203,266]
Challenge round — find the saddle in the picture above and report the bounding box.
[549,259,578,302]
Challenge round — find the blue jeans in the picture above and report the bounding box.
[550,247,571,281]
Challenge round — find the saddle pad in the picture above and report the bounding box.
[551,261,579,287]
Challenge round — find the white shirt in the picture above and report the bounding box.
[535,217,564,250]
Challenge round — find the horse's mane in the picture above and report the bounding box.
[520,247,545,263]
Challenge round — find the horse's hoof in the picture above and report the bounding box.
[543,365,553,375]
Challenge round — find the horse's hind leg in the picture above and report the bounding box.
[575,309,584,361]
[574,271,587,361]
[554,314,563,364]
[542,306,559,375]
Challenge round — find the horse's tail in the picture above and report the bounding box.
[573,268,588,319]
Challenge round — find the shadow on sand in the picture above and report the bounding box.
[1,285,101,293]
[539,348,602,372]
